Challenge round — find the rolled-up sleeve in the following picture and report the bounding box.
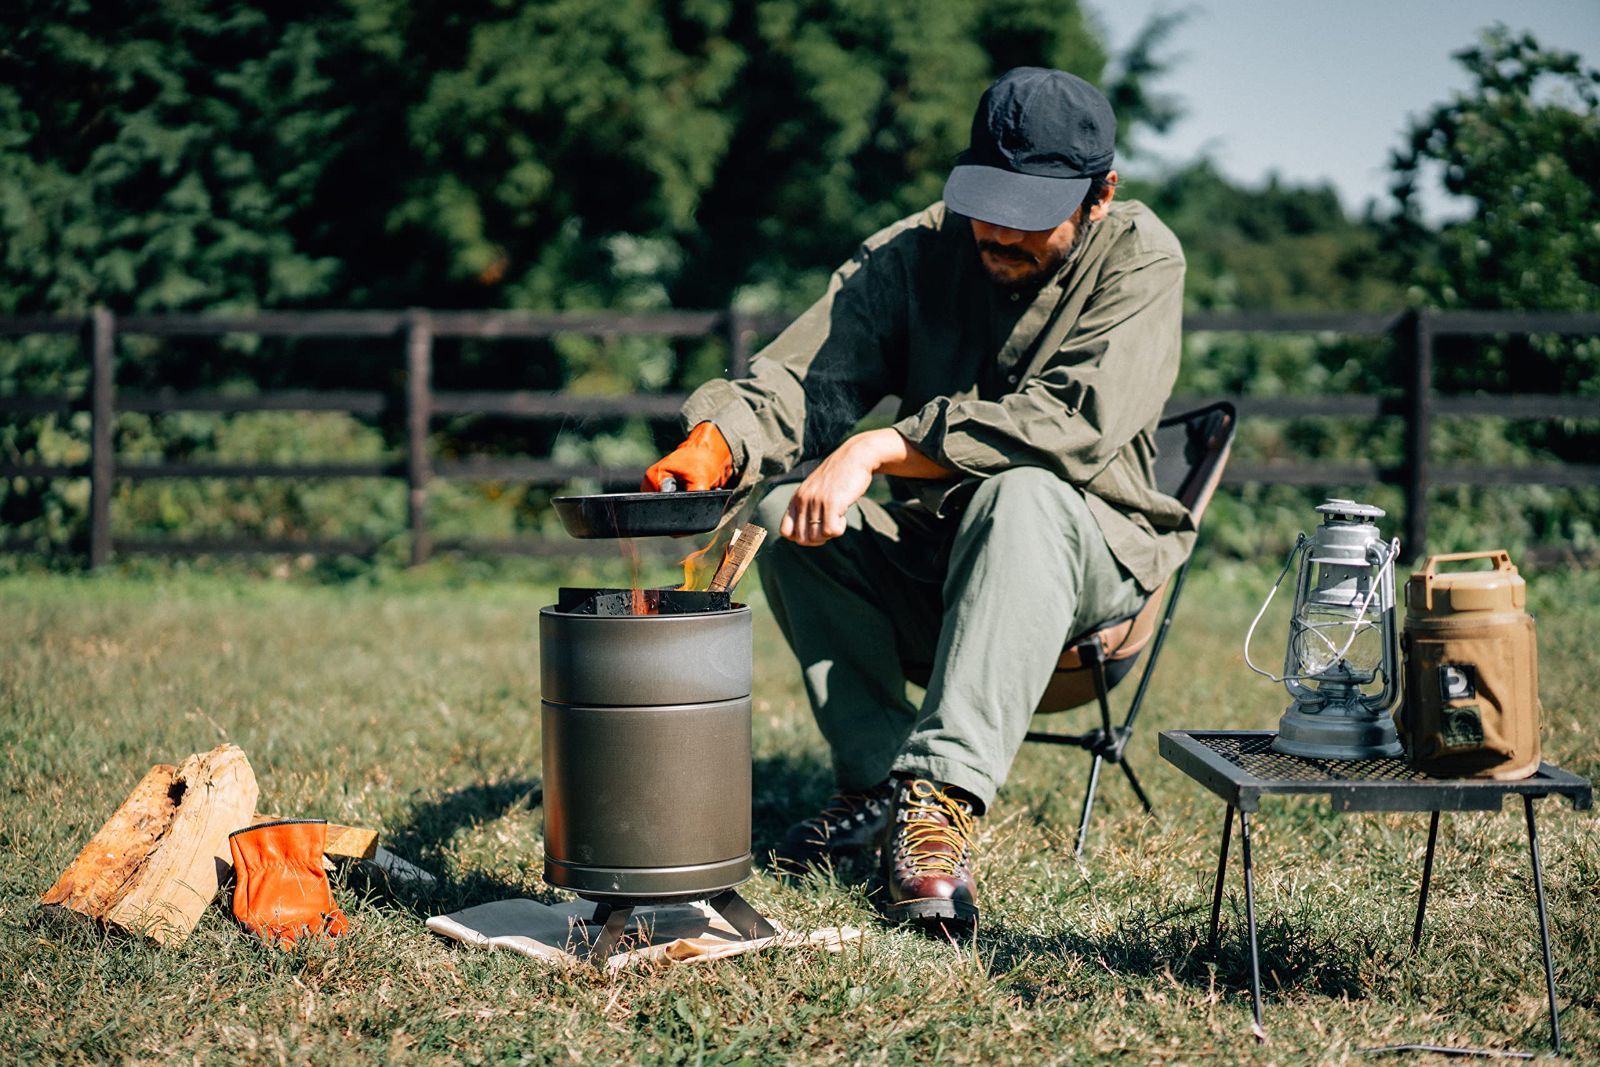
[893,250,1183,484]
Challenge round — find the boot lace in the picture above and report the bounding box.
[895,780,976,876]
[801,784,890,840]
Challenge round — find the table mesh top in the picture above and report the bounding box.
[1199,732,1435,783]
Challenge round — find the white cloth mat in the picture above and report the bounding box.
[427,897,861,970]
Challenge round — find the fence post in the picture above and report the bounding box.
[724,308,752,378]
[88,307,116,569]
[405,310,434,566]
[1402,309,1433,562]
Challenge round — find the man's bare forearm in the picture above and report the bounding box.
[846,427,955,479]
[780,428,955,545]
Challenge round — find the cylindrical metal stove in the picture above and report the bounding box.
[539,587,774,956]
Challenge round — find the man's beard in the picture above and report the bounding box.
[977,215,1095,290]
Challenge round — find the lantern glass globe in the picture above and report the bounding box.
[1293,605,1383,678]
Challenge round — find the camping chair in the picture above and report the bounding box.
[1024,401,1236,856]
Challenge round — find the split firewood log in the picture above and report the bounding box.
[40,743,259,945]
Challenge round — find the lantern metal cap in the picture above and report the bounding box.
[1315,498,1384,521]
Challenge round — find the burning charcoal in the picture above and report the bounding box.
[554,587,734,616]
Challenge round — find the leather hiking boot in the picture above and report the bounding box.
[770,780,894,875]
[881,778,980,928]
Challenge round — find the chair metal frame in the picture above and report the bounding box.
[1024,401,1237,857]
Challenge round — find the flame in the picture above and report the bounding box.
[618,539,659,615]
[620,507,751,612]
[678,521,738,591]
[678,542,719,591]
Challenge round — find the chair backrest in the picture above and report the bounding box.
[1035,402,1236,712]
[1154,401,1236,523]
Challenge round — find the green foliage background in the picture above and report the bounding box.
[1,7,1596,563]
[0,0,1118,318]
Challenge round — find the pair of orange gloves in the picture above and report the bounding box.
[642,422,733,492]
[228,819,349,949]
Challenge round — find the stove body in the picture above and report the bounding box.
[540,588,757,908]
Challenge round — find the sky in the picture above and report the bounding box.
[1088,1,1600,219]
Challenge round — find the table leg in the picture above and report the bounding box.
[1240,809,1264,1038]
[1411,810,1441,952]
[1524,796,1562,1055]
[1208,804,1234,953]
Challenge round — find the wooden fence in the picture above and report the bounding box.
[2,308,1598,567]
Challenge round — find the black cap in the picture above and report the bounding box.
[943,67,1116,231]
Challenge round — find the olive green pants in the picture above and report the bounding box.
[754,467,1145,809]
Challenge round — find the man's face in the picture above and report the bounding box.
[969,173,1116,288]
[971,215,1082,288]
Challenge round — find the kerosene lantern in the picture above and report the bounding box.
[1245,499,1404,760]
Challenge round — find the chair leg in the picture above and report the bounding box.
[1075,753,1105,858]
[1118,757,1153,814]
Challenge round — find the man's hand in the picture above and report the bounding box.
[780,428,953,546]
[642,421,734,492]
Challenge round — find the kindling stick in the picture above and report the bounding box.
[707,524,767,594]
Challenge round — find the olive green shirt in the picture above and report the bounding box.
[680,199,1193,591]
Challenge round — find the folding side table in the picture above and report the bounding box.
[1159,729,1592,1055]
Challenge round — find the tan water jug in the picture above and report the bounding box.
[1400,551,1541,779]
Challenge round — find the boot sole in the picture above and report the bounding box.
[885,896,979,927]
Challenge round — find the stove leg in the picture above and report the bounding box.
[587,902,635,964]
[1524,796,1562,1055]
[1208,804,1234,953]
[1411,810,1441,952]
[708,889,777,941]
[1240,809,1264,1041]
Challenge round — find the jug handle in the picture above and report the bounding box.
[1412,550,1515,611]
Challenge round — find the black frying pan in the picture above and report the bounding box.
[552,487,733,539]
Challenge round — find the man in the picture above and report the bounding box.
[643,67,1191,929]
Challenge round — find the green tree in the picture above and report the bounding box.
[1383,26,1600,552]
[0,0,1162,338]
[1127,160,1400,317]
[2,0,1161,557]
[378,0,1115,319]
[1388,25,1600,393]
[0,3,366,318]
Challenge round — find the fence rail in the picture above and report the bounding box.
[2,308,1597,567]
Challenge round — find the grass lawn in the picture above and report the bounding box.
[2,558,1597,1064]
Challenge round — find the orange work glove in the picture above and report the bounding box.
[228,819,349,948]
[642,421,734,492]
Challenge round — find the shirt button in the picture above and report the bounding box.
[1010,292,1021,302]
[1007,374,1018,384]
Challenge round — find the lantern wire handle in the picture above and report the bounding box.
[1243,533,1308,682]
[1244,534,1400,684]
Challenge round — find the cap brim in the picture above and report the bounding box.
[943,164,1089,231]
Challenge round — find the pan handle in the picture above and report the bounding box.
[657,475,678,493]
